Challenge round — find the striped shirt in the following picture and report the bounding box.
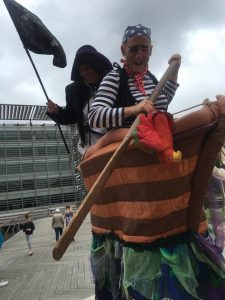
[89,69,179,129]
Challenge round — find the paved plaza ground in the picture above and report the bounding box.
[0,215,95,300]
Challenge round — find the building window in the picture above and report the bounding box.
[4,131,18,140]
[19,132,32,140]
[0,123,85,211]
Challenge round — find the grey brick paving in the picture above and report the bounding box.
[0,215,95,300]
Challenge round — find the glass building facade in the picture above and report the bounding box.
[0,122,86,212]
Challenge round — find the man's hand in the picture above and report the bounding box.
[168,53,181,65]
[47,100,58,115]
[168,53,181,83]
[124,99,154,119]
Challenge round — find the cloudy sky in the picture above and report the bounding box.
[0,0,225,115]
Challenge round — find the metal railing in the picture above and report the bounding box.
[0,207,53,240]
[0,203,80,241]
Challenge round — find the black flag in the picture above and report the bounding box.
[3,0,67,68]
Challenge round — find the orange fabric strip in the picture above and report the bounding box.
[91,220,208,244]
[84,155,198,190]
[91,192,191,220]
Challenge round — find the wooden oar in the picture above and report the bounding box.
[53,60,180,261]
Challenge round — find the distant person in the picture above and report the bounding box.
[0,229,9,288]
[47,45,113,156]
[64,205,74,241]
[22,214,35,256]
[52,209,64,241]
[64,206,74,227]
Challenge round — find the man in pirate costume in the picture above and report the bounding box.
[89,24,180,130]
[86,24,225,299]
[47,45,112,156]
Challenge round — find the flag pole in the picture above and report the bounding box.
[25,48,49,100]
[24,48,70,154]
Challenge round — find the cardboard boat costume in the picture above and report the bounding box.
[80,100,225,299]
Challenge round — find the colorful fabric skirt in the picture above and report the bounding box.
[90,232,225,300]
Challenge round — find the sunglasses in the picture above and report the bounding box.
[128,45,150,54]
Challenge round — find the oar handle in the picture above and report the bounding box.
[52,60,180,261]
[149,60,179,104]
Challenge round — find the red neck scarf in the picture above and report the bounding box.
[121,59,148,96]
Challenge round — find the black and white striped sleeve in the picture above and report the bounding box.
[88,70,124,129]
[162,80,179,105]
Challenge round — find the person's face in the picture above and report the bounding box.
[121,36,152,73]
[79,65,101,85]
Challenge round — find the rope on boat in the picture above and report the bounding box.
[173,98,212,115]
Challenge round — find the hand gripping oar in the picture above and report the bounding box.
[53,60,180,261]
